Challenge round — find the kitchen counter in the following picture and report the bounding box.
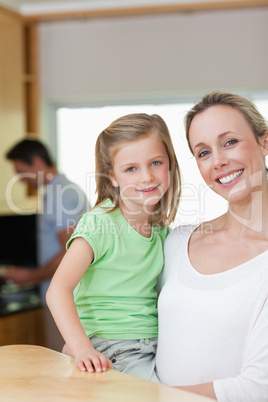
[0,294,42,316]
[0,281,42,317]
[0,291,42,317]
[0,280,44,347]
[0,344,214,402]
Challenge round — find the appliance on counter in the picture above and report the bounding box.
[0,213,38,267]
[0,213,41,314]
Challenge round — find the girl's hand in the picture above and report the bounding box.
[75,347,113,373]
[62,343,73,356]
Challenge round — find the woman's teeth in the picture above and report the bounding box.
[218,169,243,184]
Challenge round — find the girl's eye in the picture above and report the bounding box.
[151,161,161,166]
[225,139,238,147]
[126,166,136,172]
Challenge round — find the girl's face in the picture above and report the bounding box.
[109,134,170,214]
[189,105,268,204]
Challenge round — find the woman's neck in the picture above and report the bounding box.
[223,186,268,237]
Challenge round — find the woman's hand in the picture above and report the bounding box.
[75,347,113,373]
[177,383,216,400]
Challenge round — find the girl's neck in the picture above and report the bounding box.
[118,200,152,238]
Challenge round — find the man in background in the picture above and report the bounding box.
[4,138,90,350]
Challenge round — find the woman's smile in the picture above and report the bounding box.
[216,169,244,185]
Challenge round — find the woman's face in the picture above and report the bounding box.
[188,105,268,204]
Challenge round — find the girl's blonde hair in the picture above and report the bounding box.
[95,113,181,226]
[185,91,268,154]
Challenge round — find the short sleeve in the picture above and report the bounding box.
[66,211,113,264]
[154,225,171,295]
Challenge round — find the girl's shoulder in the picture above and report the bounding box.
[153,224,171,239]
[73,199,120,238]
[67,199,116,254]
[79,198,116,221]
[91,198,115,214]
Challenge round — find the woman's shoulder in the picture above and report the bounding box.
[187,215,225,242]
[167,215,224,242]
[163,223,200,251]
[169,223,202,239]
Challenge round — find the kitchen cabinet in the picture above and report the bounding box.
[0,8,25,208]
[0,6,39,213]
[0,307,45,346]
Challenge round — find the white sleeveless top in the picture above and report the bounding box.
[156,225,268,402]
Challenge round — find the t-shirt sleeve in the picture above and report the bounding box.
[66,211,113,264]
[155,226,176,294]
[213,297,268,402]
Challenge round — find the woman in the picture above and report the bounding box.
[156,92,268,401]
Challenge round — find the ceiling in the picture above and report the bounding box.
[0,0,255,16]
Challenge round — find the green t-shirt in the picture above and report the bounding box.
[67,198,170,340]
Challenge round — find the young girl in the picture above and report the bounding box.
[46,113,180,381]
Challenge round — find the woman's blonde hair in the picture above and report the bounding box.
[185,91,268,153]
[95,113,181,226]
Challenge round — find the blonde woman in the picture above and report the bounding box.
[156,92,268,401]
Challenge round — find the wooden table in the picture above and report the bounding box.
[0,345,213,401]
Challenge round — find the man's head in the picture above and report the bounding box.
[6,139,55,188]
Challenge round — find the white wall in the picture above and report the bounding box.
[39,7,268,103]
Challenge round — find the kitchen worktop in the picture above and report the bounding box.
[0,279,42,317]
[0,345,214,402]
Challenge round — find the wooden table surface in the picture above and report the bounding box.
[0,345,213,401]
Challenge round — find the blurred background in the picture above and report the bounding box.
[1,0,268,222]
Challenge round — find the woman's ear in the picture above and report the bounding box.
[262,131,268,156]
[108,171,119,188]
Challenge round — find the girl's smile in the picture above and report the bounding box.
[137,184,160,194]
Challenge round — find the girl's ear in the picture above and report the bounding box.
[108,171,119,188]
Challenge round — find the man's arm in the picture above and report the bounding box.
[1,227,74,285]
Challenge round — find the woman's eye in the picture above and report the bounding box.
[126,166,136,172]
[198,150,210,158]
[151,161,161,166]
[225,139,238,147]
